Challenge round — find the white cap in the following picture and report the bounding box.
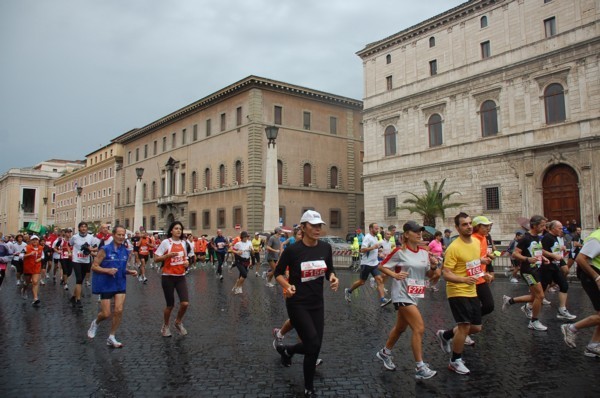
[30,235,40,240]
[300,210,326,225]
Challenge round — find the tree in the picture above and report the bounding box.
[397,179,466,228]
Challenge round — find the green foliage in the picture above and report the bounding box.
[397,179,466,228]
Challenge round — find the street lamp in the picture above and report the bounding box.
[263,126,280,232]
[42,197,48,228]
[134,168,145,232]
[75,186,83,228]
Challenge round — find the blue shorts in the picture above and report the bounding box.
[359,264,380,280]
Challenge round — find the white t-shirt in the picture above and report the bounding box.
[580,237,600,261]
[361,233,379,267]
[382,247,430,305]
[233,240,253,259]
[70,233,100,264]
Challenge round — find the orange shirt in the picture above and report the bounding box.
[472,233,488,285]
[161,240,187,276]
[139,237,150,256]
[23,244,44,274]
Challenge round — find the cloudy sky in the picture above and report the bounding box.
[0,0,463,172]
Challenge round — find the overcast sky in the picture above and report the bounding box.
[0,0,463,172]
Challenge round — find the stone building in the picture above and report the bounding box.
[112,76,364,236]
[53,144,123,230]
[0,159,84,234]
[357,0,600,239]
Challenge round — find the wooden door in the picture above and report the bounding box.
[542,165,580,224]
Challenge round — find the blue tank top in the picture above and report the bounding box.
[92,242,130,294]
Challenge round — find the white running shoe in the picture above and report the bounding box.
[161,324,172,337]
[501,295,511,311]
[561,324,577,348]
[87,320,98,339]
[448,358,470,375]
[436,330,452,354]
[415,363,437,380]
[584,344,600,358]
[344,288,352,303]
[464,335,475,346]
[557,308,576,320]
[542,298,551,305]
[175,322,188,336]
[376,349,396,371]
[106,335,123,348]
[528,320,548,331]
[520,305,532,319]
[510,277,519,283]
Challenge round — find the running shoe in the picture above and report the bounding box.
[106,335,123,348]
[138,275,143,282]
[380,297,392,307]
[272,328,284,348]
[266,282,275,288]
[219,275,224,282]
[40,279,45,286]
[143,277,148,284]
[85,281,91,287]
[376,349,396,371]
[557,308,576,320]
[88,320,98,339]
[234,287,242,295]
[262,271,267,279]
[175,322,188,336]
[32,299,41,307]
[464,335,475,346]
[561,324,577,348]
[542,298,551,305]
[21,287,27,300]
[436,330,452,354]
[276,345,292,367]
[510,277,519,283]
[369,277,376,289]
[584,344,600,358]
[415,363,437,380]
[16,280,21,286]
[501,295,511,311]
[344,288,352,303]
[520,305,532,319]
[304,389,317,397]
[161,324,172,337]
[528,320,548,331]
[255,272,259,277]
[448,358,470,375]
[316,358,323,367]
[70,296,76,307]
[64,283,69,291]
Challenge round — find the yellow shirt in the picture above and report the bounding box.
[444,237,481,298]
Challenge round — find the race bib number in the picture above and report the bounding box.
[300,260,327,283]
[141,246,148,252]
[77,252,88,259]
[407,278,425,298]
[466,259,484,278]
[533,250,543,266]
[171,251,185,266]
[217,242,225,249]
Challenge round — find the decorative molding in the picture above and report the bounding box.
[533,67,571,91]
[473,87,502,107]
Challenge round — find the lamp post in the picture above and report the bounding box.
[42,197,48,228]
[134,167,144,232]
[75,186,83,229]
[263,126,280,232]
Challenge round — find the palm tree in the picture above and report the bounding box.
[397,179,466,228]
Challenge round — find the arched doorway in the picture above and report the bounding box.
[542,165,580,224]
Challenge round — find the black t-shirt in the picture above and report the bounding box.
[541,233,565,266]
[516,232,543,272]
[131,237,140,252]
[275,240,334,309]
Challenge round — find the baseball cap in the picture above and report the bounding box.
[30,235,40,240]
[300,210,326,225]
[403,221,425,233]
[254,232,259,235]
[472,216,493,226]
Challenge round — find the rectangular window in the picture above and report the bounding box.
[193,124,198,141]
[127,151,132,164]
[236,107,242,126]
[303,111,311,130]
[279,206,286,227]
[144,144,148,159]
[233,207,242,228]
[429,60,437,76]
[217,208,226,228]
[386,75,393,90]
[544,17,556,37]
[182,129,187,145]
[206,119,212,137]
[202,210,210,229]
[181,173,186,194]
[481,41,491,59]
[484,186,500,211]
[386,197,397,218]
[329,116,337,135]
[162,137,167,152]
[189,212,197,229]
[274,106,282,125]
[153,140,157,155]
[150,216,156,230]
[172,133,176,148]
[329,209,341,229]
[220,113,226,132]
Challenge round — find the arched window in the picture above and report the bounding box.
[384,125,397,156]
[480,16,488,28]
[277,160,283,185]
[191,171,198,191]
[219,164,225,188]
[235,161,242,185]
[429,36,435,48]
[330,167,338,189]
[204,168,211,190]
[386,54,391,64]
[480,100,499,137]
[428,114,443,147]
[544,83,566,124]
[303,163,312,187]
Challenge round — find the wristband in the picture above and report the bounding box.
[595,275,600,282]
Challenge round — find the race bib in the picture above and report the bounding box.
[533,250,543,266]
[217,242,225,249]
[141,246,148,252]
[466,259,484,278]
[407,278,425,298]
[300,260,327,282]
[77,252,88,259]
[171,251,185,266]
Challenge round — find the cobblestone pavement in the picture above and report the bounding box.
[0,263,598,397]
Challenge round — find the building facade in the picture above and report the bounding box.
[357,0,600,240]
[0,159,84,234]
[112,76,365,236]
[53,144,123,230]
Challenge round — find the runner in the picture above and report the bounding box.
[434,212,483,375]
[21,235,44,306]
[137,231,150,283]
[274,210,339,397]
[265,227,282,287]
[154,221,190,337]
[212,229,229,281]
[87,226,138,348]
[375,221,438,379]
[69,222,100,309]
[251,232,263,277]
[231,231,252,294]
[10,234,27,286]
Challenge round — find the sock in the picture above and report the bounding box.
[569,324,578,333]
[416,361,425,368]
[451,352,461,362]
[383,347,392,355]
[443,330,454,340]
[509,298,515,305]
[109,334,115,339]
[276,330,284,339]
[348,288,352,293]
[558,307,566,312]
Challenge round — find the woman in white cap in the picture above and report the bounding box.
[22,235,44,306]
[274,210,339,397]
[231,231,252,294]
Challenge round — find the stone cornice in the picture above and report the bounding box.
[111,76,363,145]
[356,0,501,58]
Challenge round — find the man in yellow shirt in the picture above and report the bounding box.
[435,212,482,375]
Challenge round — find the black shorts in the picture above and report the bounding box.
[448,296,482,325]
[72,261,91,284]
[520,265,542,286]
[578,267,600,311]
[139,255,149,262]
[393,302,415,310]
[359,264,380,280]
[60,259,72,276]
[100,291,126,300]
[540,263,568,292]
[12,259,23,274]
